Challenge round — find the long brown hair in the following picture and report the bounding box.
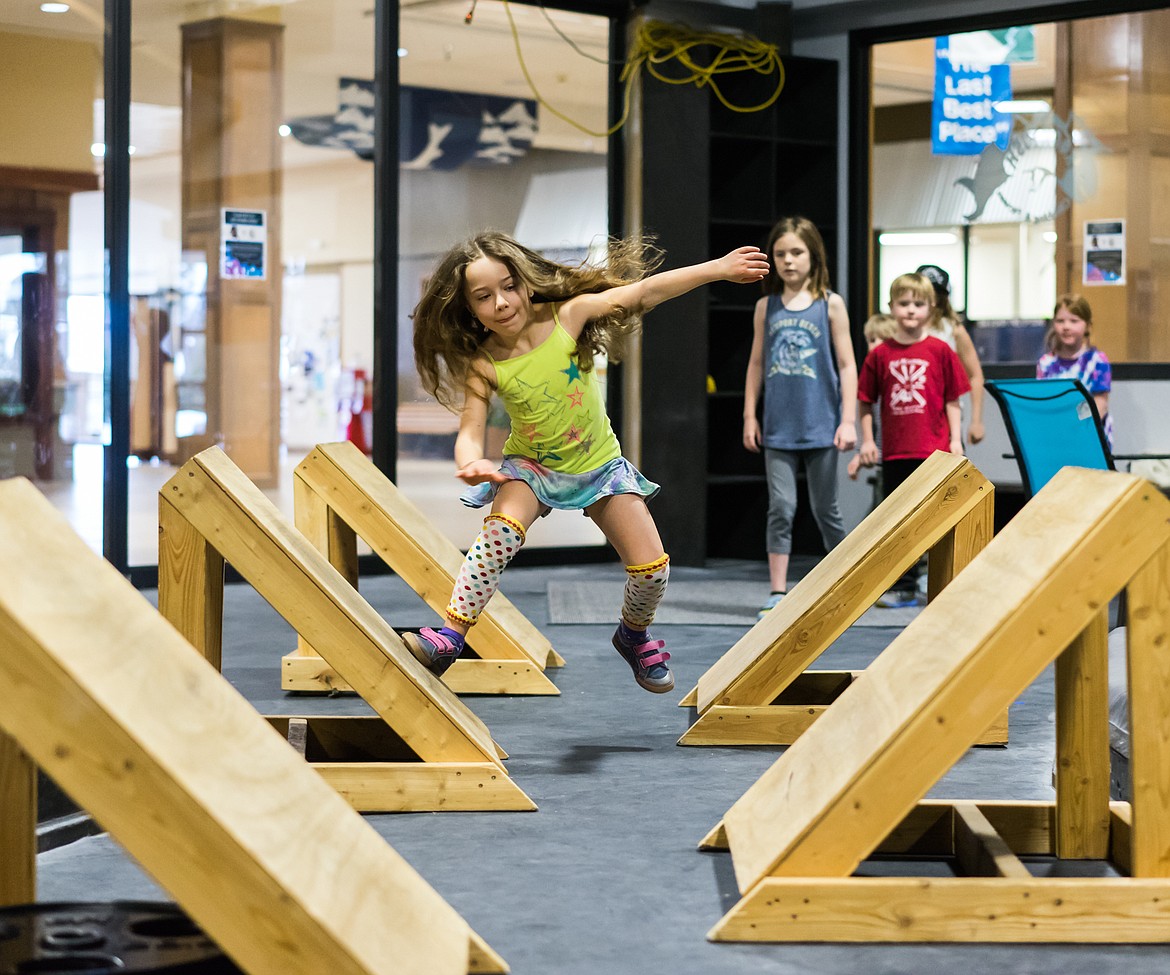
[763,216,831,299]
[412,232,662,410]
[1045,293,1094,354]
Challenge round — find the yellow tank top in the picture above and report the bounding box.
[490,310,621,474]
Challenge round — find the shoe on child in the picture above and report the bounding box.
[403,626,464,675]
[612,622,674,694]
[875,587,919,609]
[756,591,786,620]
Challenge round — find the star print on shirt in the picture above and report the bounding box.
[512,377,568,422]
[564,424,583,444]
[560,358,583,384]
[566,385,584,408]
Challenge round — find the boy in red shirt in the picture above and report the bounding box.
[858,271,970,606]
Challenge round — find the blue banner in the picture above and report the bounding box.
[931,37,1012,156]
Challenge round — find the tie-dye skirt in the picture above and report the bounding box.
[461,455,660,511]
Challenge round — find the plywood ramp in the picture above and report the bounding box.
[157,447,534,813]
[0,477,507,974]
[284,441,560,695]
[680,452,1004,746]
[703,467,1170,943]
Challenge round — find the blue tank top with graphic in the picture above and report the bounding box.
[761,292,840,450]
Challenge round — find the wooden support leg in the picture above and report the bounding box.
[1127,543,1170,877]
[926,489,994,600]
[293,476,359,662]
[158,496,225,668]
[1054,607,1111,859]
[0,730,36,906]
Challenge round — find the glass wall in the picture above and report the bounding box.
[395,0,611,549]
[0,4,103,547]
[10,0,613,566]
[870,12,1170,366]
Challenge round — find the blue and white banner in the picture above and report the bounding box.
[931,37,1012,156]
[286,79,537,170]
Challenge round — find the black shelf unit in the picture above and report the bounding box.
[707,57,840,561]
[638,54,838,565]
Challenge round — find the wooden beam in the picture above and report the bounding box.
[159,449,502,768]
[693,453,991,713]
[952,802,1031,879]
[294,443,558,670]
[1127,541,1170,877]
[158,495,224,668]
[0,476,505,975]
[720,468,1168,892]
[0,730,36,906]
[712,876,1170,942]
[1054,608,1111,859]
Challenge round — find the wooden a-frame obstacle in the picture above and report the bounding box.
[157,446,535,813]
[0,477,506,975]
[679,451,1006,746]
[283,440,561,696]
[701,466,1170,943]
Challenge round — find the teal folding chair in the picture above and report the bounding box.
[985,378,1112,498]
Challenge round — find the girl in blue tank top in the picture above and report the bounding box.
[742,216,859,618]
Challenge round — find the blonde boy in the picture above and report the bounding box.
[857,273,969,605]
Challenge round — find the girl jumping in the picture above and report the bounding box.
[406,231,769,693]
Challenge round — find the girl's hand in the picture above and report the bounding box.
[859,439,880,466]
[743,415,762,453]
[719,247,770,284]
[846,453,863,480]
[967,420,985,444]
[949,438,965,456]
[834,421,857,451]
[456,459,508,485]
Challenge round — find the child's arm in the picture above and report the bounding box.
[742,298,767,453]
[859,403,880,466]
[946,399,963,455]
[557,246,769,337]
[952,323,985,443]
[828,293,858,450]
[454,365,509,485]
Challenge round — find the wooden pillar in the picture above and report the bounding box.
[181,17,283,486]
[0,730,36,906]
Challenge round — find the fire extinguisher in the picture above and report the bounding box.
[345,367,372,455]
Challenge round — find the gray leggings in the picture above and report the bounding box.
[764,446,846,555]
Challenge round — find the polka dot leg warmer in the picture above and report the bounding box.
[620,553,670,631]
[446,513,526,627]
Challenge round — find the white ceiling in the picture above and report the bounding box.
[7,1,1057,160]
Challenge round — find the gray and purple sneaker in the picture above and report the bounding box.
[403,627,464,675]
[612,624,673,694]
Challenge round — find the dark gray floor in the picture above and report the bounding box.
[36,558,1166,973]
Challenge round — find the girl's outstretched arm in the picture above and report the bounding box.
[558,246,769,335]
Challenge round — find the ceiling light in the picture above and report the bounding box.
[996,99,1050,113]
[91,142,105,157]
[40,2,70,11]
[278,124,291,137]
[397,47,408,57]
[1043,231,1058,243]
[878,232,958,246]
